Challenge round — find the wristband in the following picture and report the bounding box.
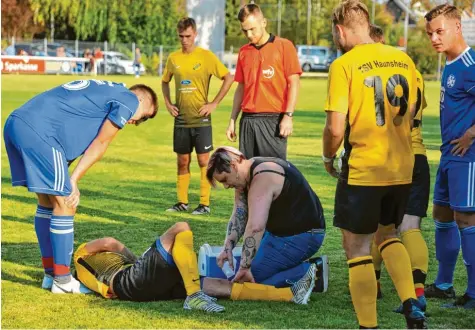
[322,155,335,163]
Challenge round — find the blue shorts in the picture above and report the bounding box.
[3,116,71,196]
[433,159,475,212]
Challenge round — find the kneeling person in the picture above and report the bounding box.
[74,222,224,312]
[207,147,327,290]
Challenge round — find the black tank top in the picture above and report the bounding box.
[249,157,325,236]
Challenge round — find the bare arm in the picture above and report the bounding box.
[162,80,179,117]
[199,73,235,116]
[226,83,244,142]
[84,237,137,262]
[233,172,282,283]
[279,74,300,137]
[65,119,120,207]
[322,111,346,178]
[217,189,248,269]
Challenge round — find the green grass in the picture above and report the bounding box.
[1,74,471,329]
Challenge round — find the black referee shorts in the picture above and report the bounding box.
[239,113,287,160]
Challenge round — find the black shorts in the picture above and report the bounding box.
[239,113,287,160]
[174,126,213,154]
[406,154,430,218]
[334,180,411,234]
[112,242,186,302]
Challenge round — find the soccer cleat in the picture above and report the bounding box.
[424,283,456,299]
[42,274,54,290]
[394,295,427,314]
[310,255,329,293]
[183,291,225,313]
[51,277,93,294]
[291,263,317,304]
[402,298,428,329]
[166,202,189,212]
[191,204,210,215]
[442,294,475,309]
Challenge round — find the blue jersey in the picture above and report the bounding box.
[10,80,139,161]
[440,47,475,161]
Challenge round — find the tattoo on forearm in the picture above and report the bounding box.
[241,237,257,269]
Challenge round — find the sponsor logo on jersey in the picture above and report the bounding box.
[262,65,275,79]
[447,74,456,88]
[181,80,192,85]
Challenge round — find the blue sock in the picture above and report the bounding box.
[34,205,54,275]
[461,226,475,299]
[50,215,74,279]
[434,220,460,288]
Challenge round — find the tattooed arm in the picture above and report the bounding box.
[217,189,249,269]
[234,171,282,283]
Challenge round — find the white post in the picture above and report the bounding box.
[159,45,163,77]
[277,0,282,37]
[104,41,108,76]
[75,39,79,57]
[44,38,48,55]
[132,42,135,58]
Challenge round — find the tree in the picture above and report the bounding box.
[1,0,40,39]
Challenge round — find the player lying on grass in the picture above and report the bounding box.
[74,222,317,311]
[3,79,158,294]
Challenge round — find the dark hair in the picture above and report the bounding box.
[129,84,158,124]
[177,17,196,32]
[238,3,263,22]
[206,147,246,187]
[370,24,385,43]
[425,4,461,22]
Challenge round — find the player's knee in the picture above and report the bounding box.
[433,204,453,222]
[103,237,120,250]
[174,221,191,232]
[398,215,421,233]
[374,226,397,246]
[454,211,475,228]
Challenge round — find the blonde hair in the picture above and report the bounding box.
[425,4,461,22]
[238,3,263,22]
[206,146,246,187]
[370,24,385,43]
[332,0,370,29]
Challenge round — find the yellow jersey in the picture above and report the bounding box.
[325,43,417,186]
[162,47,229,127]
[412,70,427,155]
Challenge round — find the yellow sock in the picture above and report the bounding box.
[230,282,293,302]
[348,256,378,328]
[177,173,190,204]
[171,230,200,296]
[199,167,210,206]
[371,240,383,280]
[379,238,416,302]
[401,229,428,296]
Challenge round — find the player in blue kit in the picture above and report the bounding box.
[425,4,475,309]
[3,79,158,294]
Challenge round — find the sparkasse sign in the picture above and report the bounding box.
[1,57,46,73]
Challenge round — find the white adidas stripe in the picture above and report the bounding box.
[52,147,58,191]
[465,52,475,65]
[50,228,74,234]
[468,162,472,207]
[35,213,52,219]
[461,54,470,67]
[472,162,475,207]
[52,148,65,192]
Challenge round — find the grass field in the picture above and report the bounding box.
[1,74,472,329]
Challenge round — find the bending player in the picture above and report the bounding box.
[74,222,316,309]
[4,80,158,293]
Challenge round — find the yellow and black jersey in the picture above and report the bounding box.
[162,47,229,128]
[74,243,133,298]
[325,43,417,186]
[412,70,427,156]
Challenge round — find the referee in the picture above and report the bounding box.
[226,3,301,160]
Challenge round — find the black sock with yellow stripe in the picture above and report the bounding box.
[348,256,378,329]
